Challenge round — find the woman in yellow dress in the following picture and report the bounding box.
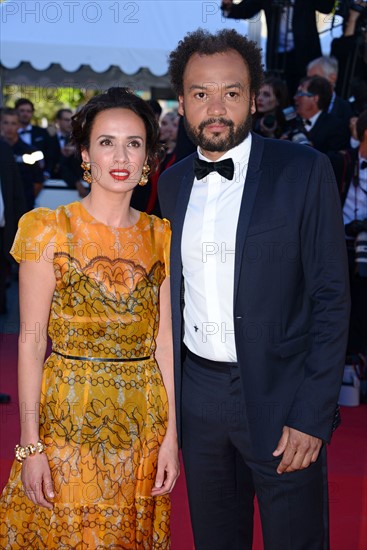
[0,87,179,549]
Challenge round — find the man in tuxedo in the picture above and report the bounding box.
[221,0,335,95]
[294,76,350,154]
[15,98,50,174]
[0,139,26,314]
[0,140,26,402]
[47,109,83,190]
[1,108,44,211]
[158,29,350,550]
[307,56,352,129]
[329,110,367,355]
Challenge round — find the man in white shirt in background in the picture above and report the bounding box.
[330,110,367,356]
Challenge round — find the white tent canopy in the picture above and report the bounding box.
[1,0,251,91]
[0,0,340,92]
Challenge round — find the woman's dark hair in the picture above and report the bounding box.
[262,76,289,111]
[252,77,289,139]
[71,87,164,173]
[168,28,264,98]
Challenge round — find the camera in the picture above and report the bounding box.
[345,219,367,277]
[262,114,277,129]
[345,218,367,237]
[281,106,312,146]
[355,231,367,277]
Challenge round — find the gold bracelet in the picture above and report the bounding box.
[15,440,45,463]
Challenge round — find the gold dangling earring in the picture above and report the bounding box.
[138,163,150,186]
[81,161,92,184]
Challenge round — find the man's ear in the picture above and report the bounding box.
[313,94,320,109]
[178,96,184,116]
[329,72,337,88]
[250,94,256,115]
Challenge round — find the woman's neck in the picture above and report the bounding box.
[82,190,139,228]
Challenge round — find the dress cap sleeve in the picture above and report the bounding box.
[162,218,171,278]
[10,208,57,263]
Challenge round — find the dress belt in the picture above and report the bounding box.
[52,350,151,363]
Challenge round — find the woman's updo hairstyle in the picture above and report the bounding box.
[71,87,164,173]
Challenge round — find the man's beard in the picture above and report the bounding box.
[183,114,252,152]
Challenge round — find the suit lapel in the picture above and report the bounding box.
[233,133,264,306]
[169,157,196,335]
[309,111,325,137]
[170,158,196,273]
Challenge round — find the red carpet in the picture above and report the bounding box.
[1,332,366,550]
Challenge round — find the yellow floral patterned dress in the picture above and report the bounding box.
[0,202,171,549]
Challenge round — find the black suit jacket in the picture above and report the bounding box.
[18,125,51,172]
[309,111,350,154]
[158,133,350,459]
[328,147,359,206]
[224,0,334,75]
[28,125,50,159]
[47,135,82,188]
[330,95,352,128]
[0,140,27,257]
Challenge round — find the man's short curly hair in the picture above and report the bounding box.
[168,28,264,97]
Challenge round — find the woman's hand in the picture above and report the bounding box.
[21,453,55,510]
[151,434,180,496]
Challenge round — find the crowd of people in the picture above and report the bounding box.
[0,2,366,548]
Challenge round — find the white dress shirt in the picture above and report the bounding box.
[181,135,252,362]
[303,110,321,131]
[57,132,68,148]
[343,156,367,225]
[328,91,336,114]
[18,124,32,145]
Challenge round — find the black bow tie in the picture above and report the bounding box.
[19,129,31,134]
[360,160,367,170]
[194,157,234,180]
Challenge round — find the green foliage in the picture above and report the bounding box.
[3,85,98,125]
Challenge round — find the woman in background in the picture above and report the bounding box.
[253,76,289,138]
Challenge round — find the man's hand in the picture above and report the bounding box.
[273,426,322,474]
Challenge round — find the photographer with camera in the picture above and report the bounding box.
[329,110,367,354]
[292,76,350,153]
[306,56,353,128]
[331,0,367,99]
[253,76,290,138]
[221,1,335,96]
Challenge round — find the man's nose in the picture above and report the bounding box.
[207,94,227,116]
